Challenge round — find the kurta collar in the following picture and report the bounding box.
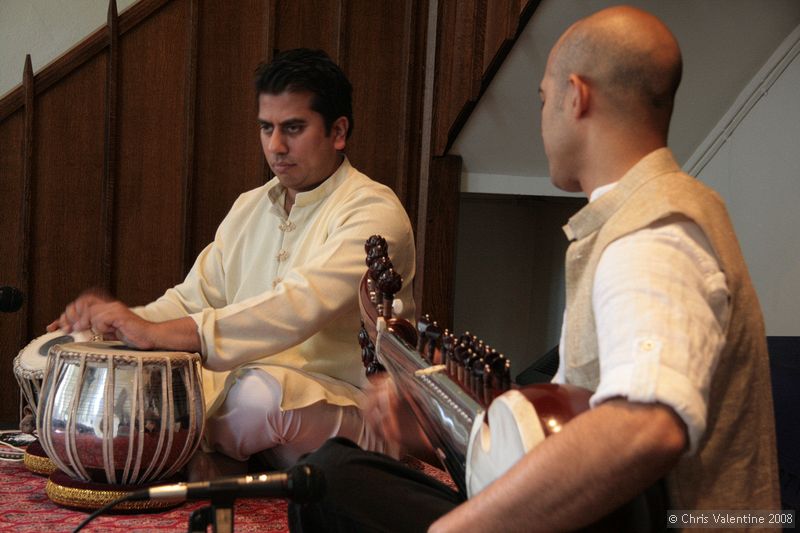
[562,148,681,241]
[265,155,351,209]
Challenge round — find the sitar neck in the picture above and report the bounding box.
[358,235,515,494]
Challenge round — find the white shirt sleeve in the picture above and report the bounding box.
[134,237,228,322]
[589,216,730,454]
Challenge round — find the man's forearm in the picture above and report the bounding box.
[150,317,202,353]
[430,399,686,532]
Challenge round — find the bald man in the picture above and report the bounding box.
[288,7,780,532]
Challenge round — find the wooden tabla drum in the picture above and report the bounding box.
[37,341,205,486]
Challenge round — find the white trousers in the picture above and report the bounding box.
[204,368,387,469]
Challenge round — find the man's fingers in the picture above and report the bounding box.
[369,379,407,444]
[64,302,79,326]
[51,291,117,336]
[89,305,154,350]
[89,305,120,334]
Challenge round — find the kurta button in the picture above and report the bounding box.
[272,278,282,288]
[640,340,654,351]
[279,221,296,232]
[277,250,289,261]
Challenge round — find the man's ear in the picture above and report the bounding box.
[567,74,590,118]
[331,116,348,150]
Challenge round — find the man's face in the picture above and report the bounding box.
[258,91,346,194]
[539,58,582,193]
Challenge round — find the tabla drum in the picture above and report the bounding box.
[13,329,93,431]
[37,341,205,486]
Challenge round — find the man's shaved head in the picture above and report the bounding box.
[548,6,682,132]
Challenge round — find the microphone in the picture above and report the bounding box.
[131,464,325,503]
[0,286,23,313]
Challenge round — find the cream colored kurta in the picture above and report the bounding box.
[135,157,416,416]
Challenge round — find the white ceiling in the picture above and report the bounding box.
[451,0,800,196]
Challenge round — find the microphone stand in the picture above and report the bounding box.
[181,464,323,532]
[188,494,235,533]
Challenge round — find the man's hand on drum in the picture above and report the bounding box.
[47,289,112,333]
[49,296,158,349]
[48,290,201,352]
[86,301,159,349]
[81,303,201,353]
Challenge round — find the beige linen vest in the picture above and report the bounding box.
[562,149,779,512]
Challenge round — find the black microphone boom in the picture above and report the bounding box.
[0,286,23,313]
[133,464,325,504]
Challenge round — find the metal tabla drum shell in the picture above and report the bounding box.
[13,330,93,429]
[37,341,205,485]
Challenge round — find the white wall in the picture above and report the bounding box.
[0,0,139,98]
[689,26,800,336]
[451,0,800,198]
[452,16,800,371]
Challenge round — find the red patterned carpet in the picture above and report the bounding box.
[0,454,455,532]
[0,459,288,532]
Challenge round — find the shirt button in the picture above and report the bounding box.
[279,221,295,232]
[277,250,289,262]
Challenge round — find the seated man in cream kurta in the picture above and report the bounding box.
[48,48,416,472]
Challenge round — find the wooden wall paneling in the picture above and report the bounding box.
[472,0,488,98]
[263,0,278,60]
[274,0,343,57]
[28,55,108,335]
[0,61,28,424]
[340,0,423,205]
[20,57,34,342]
[418,0,479,318]
[400,0,431,226]
[0,0,172,123]
[483,0,540,81]
[431,0,483,157]
[188,0,272,263]
[483,0,517,72]
[436,0,540,155]
[180,0,198,272]
[114,0,191,305]
[413,0,439,317]
[416,155,461,327]
[0,109,24,424]
[102,0,120,291]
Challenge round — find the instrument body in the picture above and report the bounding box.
[358,249,590,497]
[37,341,205,485]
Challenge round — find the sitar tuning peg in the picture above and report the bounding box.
[377,268,403,320]
[368,255,393,282]
[364,235,387,254]
[377,268,402,297]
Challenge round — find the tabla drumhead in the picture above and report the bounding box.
[13,330,93,423]
[15,329,93,378]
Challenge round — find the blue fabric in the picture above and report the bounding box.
[768,336,800,512]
